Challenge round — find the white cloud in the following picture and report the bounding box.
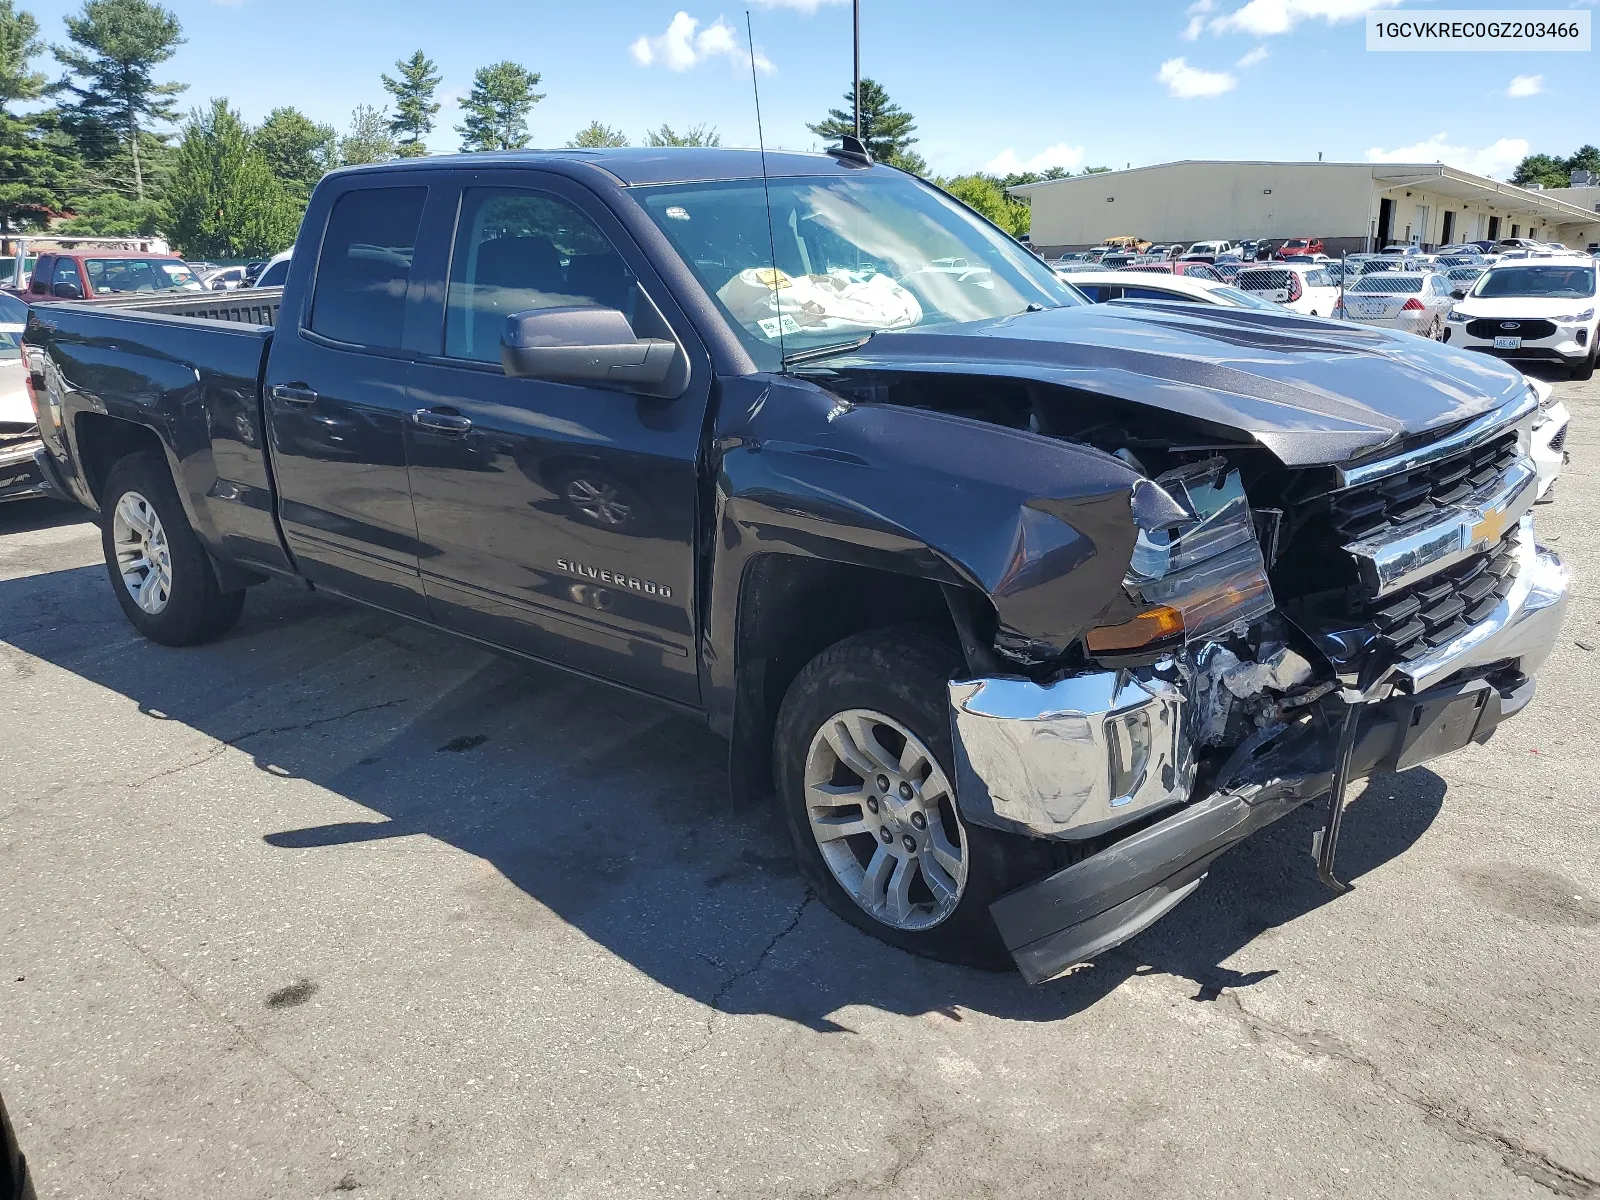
[1507,74,1544,98]
[1365,132,1531,180]
[1181,0,1214,39]
[1157,57,1238,98]
[985,143,1087,176]
[1208,0,1401,36]
[1236,45,1270,66]
[629,12,773,72]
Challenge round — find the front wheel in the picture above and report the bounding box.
[100,451,245,646]
[1572,346,1597,382]
[773,628,1054,969]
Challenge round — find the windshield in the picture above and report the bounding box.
[636,173,1080,366]
[84,258,204,294]
[1473,265,1596,300]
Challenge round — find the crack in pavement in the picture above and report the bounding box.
[704,890,814,1034]
[113,927,343,1115]
[128,699,409,787]
[1218,993,1600,1198]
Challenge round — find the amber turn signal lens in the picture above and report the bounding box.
[1085,606,1185,653]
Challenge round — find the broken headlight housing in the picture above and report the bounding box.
[1086,459,1276,658]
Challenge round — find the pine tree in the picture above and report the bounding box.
[381,49,440,158]
[254,106,336,199]
[643,123,720,148]
[339,104,394,166]
[0,0,79,228]
[567,120,627,148]
[807,78,922,174]
[163,98,299,258]
[52,0,185,201]
[456,61,543,153]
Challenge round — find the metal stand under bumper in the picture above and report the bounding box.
[991,673,1532,985]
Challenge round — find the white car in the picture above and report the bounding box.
[251,249,293,288]
[1185,239,1233,258]
[1059,271,1285,310]
[1232,263,1340,316]
[1334,272,1454,339]
[1524,375,1569,503]
[202,266,248,291]
[1445,260,1598,380]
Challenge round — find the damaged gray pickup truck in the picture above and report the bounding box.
[24,147,1569,983]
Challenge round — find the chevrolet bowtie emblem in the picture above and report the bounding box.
[1471,506,1510,546]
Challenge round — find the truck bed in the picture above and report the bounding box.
[69,286,284,327]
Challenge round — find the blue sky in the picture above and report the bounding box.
[16,0,1600,178]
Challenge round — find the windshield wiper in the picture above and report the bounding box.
[782,333,875,367]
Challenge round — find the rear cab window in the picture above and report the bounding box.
[28,256,54,295]
[309,187,428,349]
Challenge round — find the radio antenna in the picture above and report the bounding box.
[746,10,786,370]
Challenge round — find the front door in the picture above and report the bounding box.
[401,175,709,703]
[265,184,431,618]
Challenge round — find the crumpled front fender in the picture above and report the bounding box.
[704,375,1143,683]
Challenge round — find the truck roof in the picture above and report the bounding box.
[333,146,878,187]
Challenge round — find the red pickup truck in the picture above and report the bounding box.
[19,248,204,302]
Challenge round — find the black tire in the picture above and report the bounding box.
[100,450,245,646]
[773,627,1055,970]
[1571,347,1596,382]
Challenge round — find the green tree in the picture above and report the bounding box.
[55,189,161,233]
[1081,165,1112,174]
[643,122,719,148]
[567,120,627,148]
[938,173,1029,237]
[1565,144,1600,181]
[52,0,185,201]
[339,103,394,166]
[254,105,336,199]
[1511,152,1569,189]
[807,78,923,173]
[381,49,440,158]
[457,60,543,152]
[0,0,80,229]
[163,98,298,258]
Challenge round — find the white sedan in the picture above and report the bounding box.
[1444,260,1598,380]
[1232,263,1341,316]
[1060,271,1285,309]
[1334,272,1454,339]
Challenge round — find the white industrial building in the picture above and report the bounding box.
[1011,160,1600,257]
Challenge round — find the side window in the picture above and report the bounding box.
[444,187,637,365]
[53,259,83,295]
[1075,284,1110,302]
[1123,285,1193,301]
[1307,269,1332,287]
[29,256,53,295]
[309,186,427,350]
[257,259,290,288]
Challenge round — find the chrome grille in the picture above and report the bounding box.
[1329,429,1521,547]
[1364,533,1521,663]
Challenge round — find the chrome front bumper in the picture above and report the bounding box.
[949,522,1569,842]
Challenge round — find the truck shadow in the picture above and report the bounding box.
[2,567,1446,1031]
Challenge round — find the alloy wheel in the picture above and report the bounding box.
[111,490,172,615]
[803,708,968,931]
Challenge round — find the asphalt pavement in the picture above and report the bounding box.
[2,374,1597,1200]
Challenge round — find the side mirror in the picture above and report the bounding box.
[52,281,82,299]
[501,306,682,396]
[1451,289,1466,300]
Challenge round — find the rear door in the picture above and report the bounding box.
[399,170,711,703]
[263,182,432,618]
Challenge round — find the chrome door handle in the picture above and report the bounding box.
[270,383,318,405]
[411,408,473,435]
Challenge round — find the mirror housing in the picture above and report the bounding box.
[502,306,681,396]
[1451,289,1467,299]
[52,281,82,299]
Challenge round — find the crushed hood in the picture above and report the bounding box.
[807,301,1532,467]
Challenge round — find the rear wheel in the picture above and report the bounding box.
[100,451,245,646]
[773,628,1055,969]
[1427,315,1444,340]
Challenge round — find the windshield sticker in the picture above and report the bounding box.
[664,206,691,221]
[757,314,803,338]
